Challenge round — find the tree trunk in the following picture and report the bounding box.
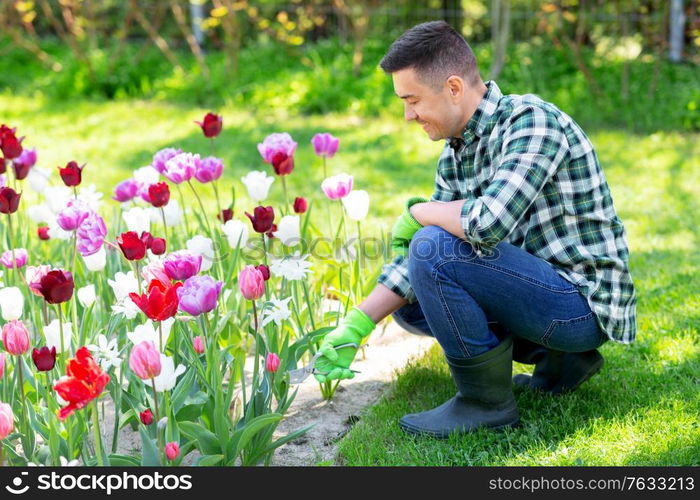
[170,0,210,80]
[669,0,685,62]
[489,0,510,80]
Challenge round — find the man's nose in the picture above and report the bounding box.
[404,105,417,122]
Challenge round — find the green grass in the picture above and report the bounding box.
[337,130,700,465]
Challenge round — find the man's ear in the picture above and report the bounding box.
[446,75,464,100]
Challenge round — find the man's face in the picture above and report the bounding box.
[392,67,462,141]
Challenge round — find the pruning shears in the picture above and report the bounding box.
[288,343,361,384]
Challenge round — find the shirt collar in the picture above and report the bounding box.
[448,80,502,150]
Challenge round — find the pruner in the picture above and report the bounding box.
[288,342,361,384]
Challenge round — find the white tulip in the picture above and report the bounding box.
[47,219,73,241]
[153,354,186,392]
[126,318,174,352]
[108,271,138,302]
[342,189,370,221]
[44,319,73,353]
[27,203,54,223]
[77,184,103,211]
[133,165,160,186]
[222,219,249,250]
[0,287,24,321]
[27,167,51,193]
[43,186,72,213]
[273,215,301,247]
[83,246,106,272]
[148,199,182,227]
[122,206,151,234]
[77,285,96,308]
[241,170,274,202]
[186,235,215,272]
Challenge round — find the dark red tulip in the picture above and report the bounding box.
[148,182,170,208]
[293,197,307,214]
[0,157,5,174]
[194,112,223,138]
[140,408,154,425]
[245,206,274,233]
[265,223,277,239]
[39,270,74,304]
[117,231,147,261]
[0,125,23,159]
[217,208,233,223]
[32,346,57,371]
[58,161,84,187]
[270,151,294,176]
[38,226,50,240]
[150,237,166,255]
[12,161,30,180]
[256,264,270,281]
[0,187,21,214]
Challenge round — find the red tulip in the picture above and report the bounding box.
[245,206,274,233]
[139,408,154,425]
[32,346,57,371]
[13,162,30,181]
[0,158,5,174]
[293,197,307,214]
[265,223,277,239]
[58,161,84,187]
[270,151,294,176]
[194,112,222,138]
[148,182,170,208]
[0,187,21,214]
[38,226,50,240]
[39,270,74,304]
[266,352,281,373]
[129,279,183,322]
[165,442,180,460]
[54,346,110,420]
[217,208,233,223]
[256,264,270,281]
[117,231,147,261]
[150,237,166,255]
[0,125,23,159]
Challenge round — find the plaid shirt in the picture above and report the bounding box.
[379,80,637,344]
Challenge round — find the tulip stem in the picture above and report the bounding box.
[212,181,222,220]
[322,156,327,179]
[158,321,164,353]
[280,176,290,214]
[57,304,65,362]
[159,207,168,243]
[187,180,212,235]
[151,377,160,423]
[6,214,16,285]
[252,300,259,335]
[91,401,105,466]
[176,185,191,235]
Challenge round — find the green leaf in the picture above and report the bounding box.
[247,423,314,465]
[179,421,222,455]
[109,454,141,466]
[139,426,161,466]
[196,454,224,466]
[226,413,282,464]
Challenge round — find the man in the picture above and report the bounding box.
[314,20,637,438]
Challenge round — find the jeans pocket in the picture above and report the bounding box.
[540,311,606,352]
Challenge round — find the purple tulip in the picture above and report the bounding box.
[56,200,90,231]
[257,133,297,164]
[0,248,28,269]
[112,179,139,202]
[163,250,202,281]
[163,152,199,184]
[13,147,37,170]
[194,156,224,183]
[321,173,353,200]
[311,133,340,158]
[152,147,182,175]
[176,275,223,316]
[76,211,107,257]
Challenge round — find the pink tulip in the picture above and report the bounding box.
[112,179,139,202]
[129,341,161,379]
[193,336,205,354]
[311,133,340,158]
[0,248,27,269]
[151,147,182,175]
[165,441,180,460]
[13,147,37,170]
[0,402,13,439]
[238,265,265,301]
[163,152,199,184]
[194,156,224,183]
[0,353,5,380]
[163,250,202,281]
[266,353,280,373]
[76,211,107,257]
[321,173,353,200]
[56,200,90,231]
[2,320,30,355]
[25,265,51,297]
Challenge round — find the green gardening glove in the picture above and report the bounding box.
[314,307,376,383]
[390,197,428,256]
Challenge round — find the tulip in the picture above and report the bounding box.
[163,152,199,184]
[129,279,183,322]
[177,275,223,316]
[129,341,162,379]
[193,336,205,354]
[238,265,265,301]
[39,270,74,304]
[163,250,202,281]
[342,189,370,221]
[256,264,270,281]
[27,167,51,193]
[245,206,274,234]
[217,208,233,223]
[26,265,51,296]
[195,156,223,183]
[112,179,139,202]
[77,285,96,308]
[0,186,21,214]
[32,346,57,371]
[76,211,107,257]
[0,287,24,321]
[58,161,84,187]
[38,226,50,240]
[54,346,110,420]
[147,182,170,208]
[165,442,180,461]
[150,237,166,255]
[0,248,27,269]
[82,246,107,272]
[270,151,294,176]
[195,112,223,138]
[186,236,214,272]
[321,173,353,200]
[117,231,147,261]
[241,171,275,203]
[56,200,90,231]
[0,402,13,439]
[293,197,307,214]
[13,161,30,181]
[257,132,297,164]
[140,408,154,425]
[311,132,340,158]
[151,147,182,175]
[13,147,37,170]
[0,124,23,159]
[222,219,249,249]
[266,352,281,373]
[273,215,301,247]
[122,207,151,234]
[2,320,30,355]
[152,354,185,392]
[44,319,73,353]
[0,353,4,379]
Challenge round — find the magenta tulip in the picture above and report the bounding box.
[2,320,30,355]
[311,133,340,158]
[176,275,223,316]
[238,265,265,301]
[129,341,161,379]
[163,250,202,281]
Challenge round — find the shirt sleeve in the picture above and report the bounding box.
[430,143,460,202]
[460,105,569,253]
[377,255,417,303]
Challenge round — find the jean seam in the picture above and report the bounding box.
[435,257,579,294]
[540,311,596,346]
[433,273,472,358]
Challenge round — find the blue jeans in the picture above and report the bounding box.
[392,226,608,359]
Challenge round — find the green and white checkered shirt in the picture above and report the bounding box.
[379,80,637,344]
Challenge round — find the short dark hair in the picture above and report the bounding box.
[379,21,481,90]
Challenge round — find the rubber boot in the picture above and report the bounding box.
[399,337,520,438]
[512,349,604,395]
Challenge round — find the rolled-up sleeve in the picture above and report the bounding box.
[377,255,417,303]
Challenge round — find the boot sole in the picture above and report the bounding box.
[399,418,521,439]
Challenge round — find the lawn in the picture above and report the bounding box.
[2,93,698,466]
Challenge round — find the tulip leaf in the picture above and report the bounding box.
[247,423,314,465]
[139,426,161,466]
[226,413,282,464]
[179,421,222,456]
[109,453,141,466]
[196,454,224,466]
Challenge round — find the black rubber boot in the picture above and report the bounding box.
[399,337,520,439]
[512,349,604,395]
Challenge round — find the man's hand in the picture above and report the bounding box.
[391,197,427,256]
[314,307,376,382]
